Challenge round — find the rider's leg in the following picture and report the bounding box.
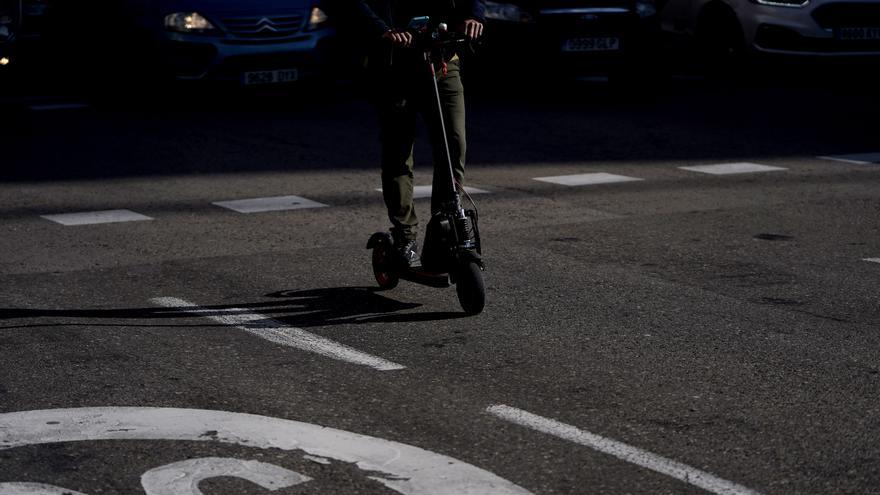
[379,93,420,254]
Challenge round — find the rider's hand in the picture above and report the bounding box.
[382,29,413,48]
[459,19,484,41]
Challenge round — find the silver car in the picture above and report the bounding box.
[660,0,880,60]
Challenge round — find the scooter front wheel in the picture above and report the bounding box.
[455,261,485,315]
[372,244,399,290]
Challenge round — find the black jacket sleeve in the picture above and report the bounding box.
[466,0,487,23]
[330,0,390,39]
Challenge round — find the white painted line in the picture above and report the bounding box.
[679,163,787,175]
[533,173,643,186]
[212,195,328,214]
[150,297,405,371]
[40,209,153,226]
[487,405,762,495]
[375,185,490,199]
[29,102,90,111]
[818,153,880,165]
[0,408,533,495]
[863,258,880,264]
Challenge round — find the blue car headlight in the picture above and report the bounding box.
[636,0,658,18]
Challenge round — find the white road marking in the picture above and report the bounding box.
[0,483,89,495]
[29,103,90,111]
[679,163,787,175]
[141,457,310,495]
[150,297,405,371]
[40,209,153,226]
[487,405,762,495]
[818,153,880,165]
[212,195,328,214]
[533,173,643,186]
[375,185,490,199]
[863,258,880,264]
[0,407,533,495]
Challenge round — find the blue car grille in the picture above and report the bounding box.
[221,15,305,38]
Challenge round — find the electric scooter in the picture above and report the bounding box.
[367,17,486,315]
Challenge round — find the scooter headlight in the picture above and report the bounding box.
[165,12,216,33]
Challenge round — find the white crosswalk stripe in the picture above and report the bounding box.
[679,163,787,175]
[41,209,153,226]
[213,195,328,213]
[533,173,643,186]
[818,153,880,165]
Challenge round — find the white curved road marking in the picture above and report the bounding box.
[0,408,531,495]
[0,483,89,495]
[141,457,310,495]
[151,297,405,371]
[487,405,761,495]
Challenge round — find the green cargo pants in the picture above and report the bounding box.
[378,57,466,243]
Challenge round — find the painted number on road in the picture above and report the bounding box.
[0,407,532,495]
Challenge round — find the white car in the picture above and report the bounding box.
[660,0,880,61]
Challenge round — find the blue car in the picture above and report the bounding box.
[50,0,337,86]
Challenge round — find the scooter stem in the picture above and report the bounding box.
[425,50,462,213]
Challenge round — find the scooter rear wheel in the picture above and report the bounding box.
[456,261,485,315]
[372,244,399,290]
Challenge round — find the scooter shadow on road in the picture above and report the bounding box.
[0,287,465,330]
[262,287,467,327]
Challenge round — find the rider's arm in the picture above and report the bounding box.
[455,0,486,40]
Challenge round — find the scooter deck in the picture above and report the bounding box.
[399,267,451,288]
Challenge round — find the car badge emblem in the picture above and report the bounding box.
[256,17,278,32]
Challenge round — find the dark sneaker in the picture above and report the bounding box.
[396,238,421,268]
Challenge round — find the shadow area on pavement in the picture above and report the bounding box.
[263,287,467,326]
[0,287,465,330]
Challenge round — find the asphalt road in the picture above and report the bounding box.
[1,72,879,494]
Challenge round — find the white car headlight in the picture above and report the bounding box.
[484,1,523,23]
[308,6,329,30]
[164,12,216,33]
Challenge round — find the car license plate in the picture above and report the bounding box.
[837,27,880,41]
[242,69,299,86]
[562,37,620,52]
